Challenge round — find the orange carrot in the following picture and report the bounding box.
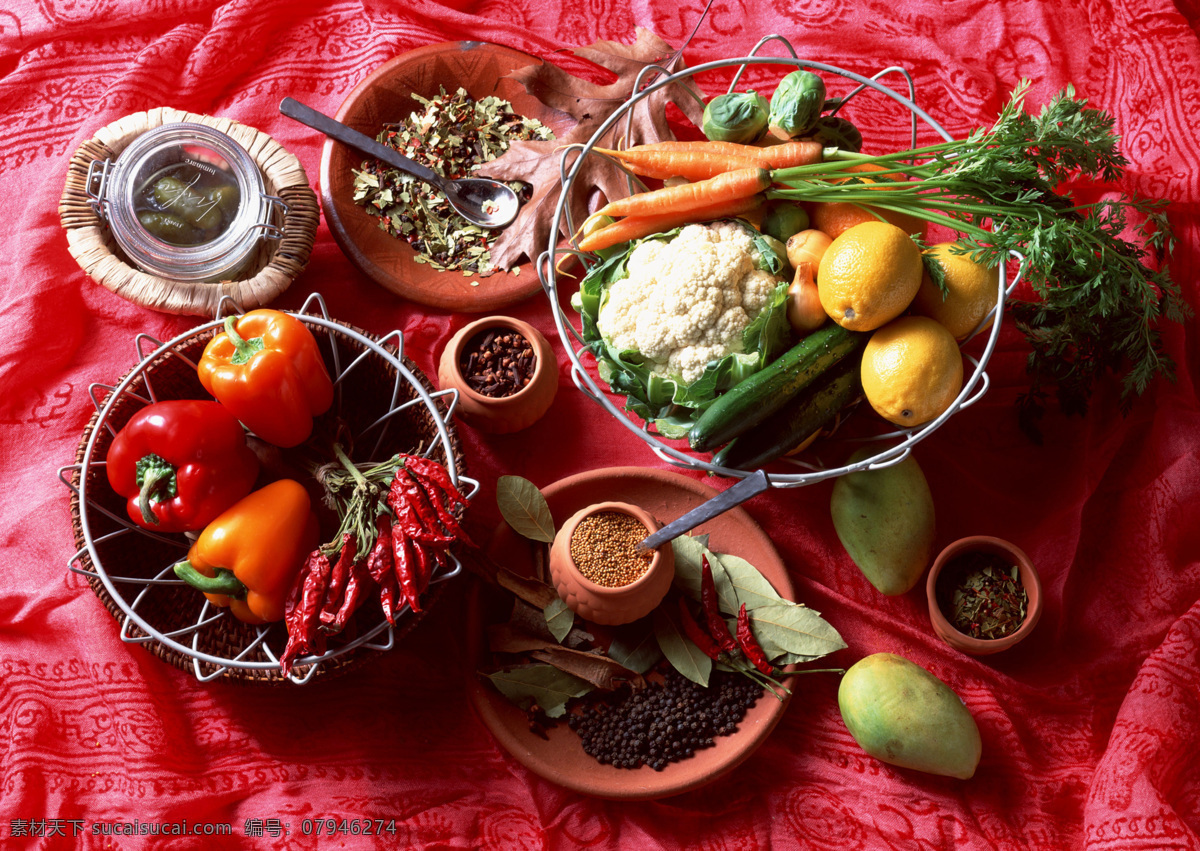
[632,139,823,171]
[578,195,764,253]
[596,167,771,219]
[591,146,759,181]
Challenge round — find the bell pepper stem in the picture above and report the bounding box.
[135,454,177,525]
[174,561,248,599]
[224,316,265,365]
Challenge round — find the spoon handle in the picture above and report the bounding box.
[635,469,772,551]
[279,97,446,190]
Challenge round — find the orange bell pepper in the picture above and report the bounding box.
[198,309,334,448]
[173,479,320,624]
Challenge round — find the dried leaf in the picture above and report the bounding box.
[653,601,712,687]
[479,28,706,270]
[606,621,664,674]
[529,646,644,691]
[496,568,559,609]
[484,664,593,718]
[497,475,556,543]
[671,537,783,613]
[544,597,575,643]
[747,603,847,662]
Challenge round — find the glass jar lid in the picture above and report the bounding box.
[87,123,285,283]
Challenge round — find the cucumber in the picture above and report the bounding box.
[712,354,863,470]
[688,322,866,452]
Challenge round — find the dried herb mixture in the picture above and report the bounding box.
[938,551,1028,640]
[352,86,554,276]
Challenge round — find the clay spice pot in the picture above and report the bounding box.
[927,535,1043,656]
[548,501,676,626]
[437,315,557,434]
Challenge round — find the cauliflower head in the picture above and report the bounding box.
[597,222,781,383]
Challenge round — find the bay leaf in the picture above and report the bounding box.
[496,475,556,543]
[484,663,594,717]
[709,551,785,612]
[652,602,712,687]
[669,534,708,600]
[606,622,663,675]
[747,603,847,662]
[544,597,575,643]
[529,646,644,691]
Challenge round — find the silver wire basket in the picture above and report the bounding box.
[537,36,1025,488]
[58,293,479,685]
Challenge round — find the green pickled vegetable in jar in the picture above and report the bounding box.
[135,161,241,245]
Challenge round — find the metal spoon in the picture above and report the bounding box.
[279,97,521,229]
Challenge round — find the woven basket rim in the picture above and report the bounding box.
[59,107,319,318]
[66,311,469,686]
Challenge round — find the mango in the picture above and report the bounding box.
[830,447,935,595]
[838,653,982,779]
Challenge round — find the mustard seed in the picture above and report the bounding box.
[570,511,653,587]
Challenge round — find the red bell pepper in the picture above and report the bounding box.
[105,399,260,533]
[197,309,334,448]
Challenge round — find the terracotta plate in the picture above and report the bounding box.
[319,42,565,312]
[466,466,795,799]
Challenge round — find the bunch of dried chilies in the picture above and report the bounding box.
[280,445,472,674]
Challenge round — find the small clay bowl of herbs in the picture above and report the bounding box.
[926,535,1043,656]
[318,41,567,312]
[437,315,558,434]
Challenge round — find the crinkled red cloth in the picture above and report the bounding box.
[2,0,1199,848]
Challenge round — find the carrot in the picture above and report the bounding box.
[596,167,771,219]
[578,195,764,253]
[631,140,823,171]
[591,146,758,181]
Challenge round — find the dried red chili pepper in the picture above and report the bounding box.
[389,469,454,545]
[404,458,474,546]
[318,534,355,623]
[365,514,400,625]
[736,603,774,675]
[701,555,739,654]
[329,558,373,632]
[318,533,357,628]
[281,550,331,674]
[392,526,422,613]
[678,598,721,661]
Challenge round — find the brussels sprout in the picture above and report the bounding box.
[804,115,864,153]
[702,91,770,143]
[761,202,810,244]
[768,70,827,138]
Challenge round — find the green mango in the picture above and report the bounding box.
[838,653,982,779]
[830,447,935,595]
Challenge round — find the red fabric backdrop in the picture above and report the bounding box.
[2,0,1199,848]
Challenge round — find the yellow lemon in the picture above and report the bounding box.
[818,221,923,331]
[911,242,1001,340]
[861,316,964,427]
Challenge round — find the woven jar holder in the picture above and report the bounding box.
[63,304,472,685]
[58,107,319,317]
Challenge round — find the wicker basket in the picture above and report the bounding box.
[59,107,319,317]
[61,297,475,684]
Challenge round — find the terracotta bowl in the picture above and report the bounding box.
[548,501,675,625]
[926,535,1043,656]
[318,41,569,312]
[436,315,557,434]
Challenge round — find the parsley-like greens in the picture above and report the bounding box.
[770,80,1189,437]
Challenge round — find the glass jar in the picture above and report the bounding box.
[87,123,288,282]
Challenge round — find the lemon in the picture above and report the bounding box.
[818,221,923,332]
[911,242,1001,340]
[861,316,964,426]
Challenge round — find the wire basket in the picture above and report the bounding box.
[58,293,479,685]
[537,36,1025,487]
